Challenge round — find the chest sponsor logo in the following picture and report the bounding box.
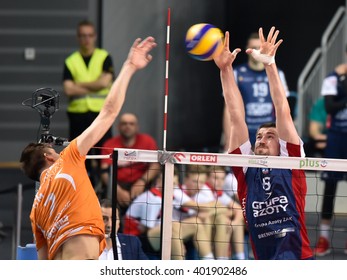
[252,195,289,217]
[246,103,273,117]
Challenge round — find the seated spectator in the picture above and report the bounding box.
[205,166,246,260]
[124,173,214,260]
[174,165,229,260]
[99,199,148,260]
[100,113,160,216]
[223,169,239,201]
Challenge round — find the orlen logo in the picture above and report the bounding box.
[190,154,217,163]
[173,153,185,162]
[299,158,328,169]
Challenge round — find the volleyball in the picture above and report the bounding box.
[185,23,224,61]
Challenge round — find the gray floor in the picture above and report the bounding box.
[0,169,346,260]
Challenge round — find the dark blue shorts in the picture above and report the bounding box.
[321,130,347,181]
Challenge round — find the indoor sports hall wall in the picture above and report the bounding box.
[0,0,345,162]
[102,0,346,153]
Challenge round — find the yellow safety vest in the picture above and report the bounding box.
[65,48,110,113]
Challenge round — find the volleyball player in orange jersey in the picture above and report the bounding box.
[20,36,157,260]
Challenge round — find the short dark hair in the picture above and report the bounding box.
[20,143,52,181]
[206,166,226,177]
[99,198,121,218]
[185,164,208,178]
[77,20,95,35]
[256,122,276,135]
[100,198,112,208]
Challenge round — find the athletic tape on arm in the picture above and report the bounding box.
[250,49,275,65]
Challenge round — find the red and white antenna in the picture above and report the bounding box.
[163,8,171,151]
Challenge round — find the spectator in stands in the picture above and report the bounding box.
[175,165,230,260]
[222,31,289,149]
[19,36,157,259]
[314,59,347,257]
[99,198,148,260]
[100,113,160,216]
[305,97,328,157]
[205,166,246,260]
[63,20,115,187]
[124,172,215,260]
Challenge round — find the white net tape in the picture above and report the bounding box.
[99,148,347,172]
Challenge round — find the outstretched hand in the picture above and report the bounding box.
[246,26,283,65]
[126,36,157,70]
[213,31,241,71]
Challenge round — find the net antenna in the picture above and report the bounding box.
[158,7,175,260]
[162,8,171,151]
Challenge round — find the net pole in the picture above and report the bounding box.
[160,7,174,260]
[161,162,174,259]
[162,7,170,151]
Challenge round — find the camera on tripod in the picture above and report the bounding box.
[22,87,68,146]
[31,87,59,122]
[36,91,57,109]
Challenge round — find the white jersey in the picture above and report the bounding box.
[127,186,198,226]
[193,184,216,203]
[223,172,238,198]
[198,183,234,206]
[172,185,197,221]
[126,188,162,229]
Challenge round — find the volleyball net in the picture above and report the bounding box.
[104,148,347,260]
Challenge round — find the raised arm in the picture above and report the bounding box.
[214,32,248,152]
[247,27,299,144]
[77,37,157,156]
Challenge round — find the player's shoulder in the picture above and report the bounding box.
[61,138,78,157]
[325,70,339,79]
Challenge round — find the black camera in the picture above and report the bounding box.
[32,87,59,113]
[37,91,56,108]
[22,87,68,146]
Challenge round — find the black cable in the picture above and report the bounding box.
[111,150,118,260]
[158,165,165,260]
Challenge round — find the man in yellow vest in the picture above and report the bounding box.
[63,20,114,188]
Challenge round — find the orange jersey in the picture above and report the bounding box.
[30,139,106,259]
